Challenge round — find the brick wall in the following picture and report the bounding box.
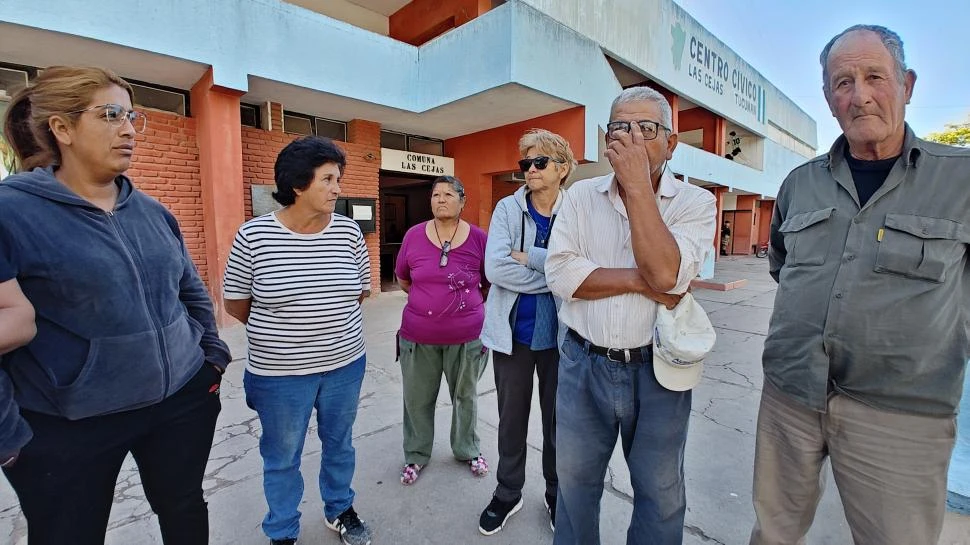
[127,109,208,286]
[240,113,383,293]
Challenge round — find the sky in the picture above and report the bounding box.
[673,0,970,151]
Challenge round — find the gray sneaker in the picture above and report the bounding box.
[326,506,372,545]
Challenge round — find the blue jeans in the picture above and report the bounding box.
[554,334,691,545]
[244,355,366,541]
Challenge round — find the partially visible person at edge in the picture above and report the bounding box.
[750,25,970,545]
[223,136,373,545]
[0,66,230,545]
[0,280,36,461]
[545,86,716,545]
[477,129,576,536]
[394,176,490,486]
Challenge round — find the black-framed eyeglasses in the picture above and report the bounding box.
[606,120,669,141]
[518,156,564,173]
[65,104,148,133]
[438,241,452,268]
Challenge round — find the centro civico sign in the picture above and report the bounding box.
[670,22,767,124]
[381,148,455,177]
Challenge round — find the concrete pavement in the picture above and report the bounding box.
[2,256,968,544]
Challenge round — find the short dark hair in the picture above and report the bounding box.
[272,136,346,206]
[431,176,466,200]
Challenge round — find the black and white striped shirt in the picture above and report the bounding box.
[223,212,370,376]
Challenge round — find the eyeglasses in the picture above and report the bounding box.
[438,241,452,268]
[605,120,669,141]
[518,156,564,173]
[66,104,148,133]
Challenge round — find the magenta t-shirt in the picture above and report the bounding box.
[395,222,488,345]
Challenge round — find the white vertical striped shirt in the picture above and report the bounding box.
[546,170,716,348]
[223,212,370,376]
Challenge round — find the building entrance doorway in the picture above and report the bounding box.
[379,172,435,291]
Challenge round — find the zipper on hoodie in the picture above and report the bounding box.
[104,208,171,398]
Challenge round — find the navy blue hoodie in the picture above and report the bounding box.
[0,167,231,453]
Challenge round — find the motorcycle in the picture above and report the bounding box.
[755,241,769,258]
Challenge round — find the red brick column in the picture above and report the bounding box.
[344,119,382,294]
[190,68,245,323]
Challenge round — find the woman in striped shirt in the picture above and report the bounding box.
[223,136,372,545]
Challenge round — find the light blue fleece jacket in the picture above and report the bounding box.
[480,185,564,355]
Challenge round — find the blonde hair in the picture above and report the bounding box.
[518,129,577,184]
[2,66,133,172]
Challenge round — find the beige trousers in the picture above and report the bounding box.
[750,381,956,545]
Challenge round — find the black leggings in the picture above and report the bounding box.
[4,363,222,545]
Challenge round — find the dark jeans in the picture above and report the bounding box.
[492,343,559,502]
[554,333,691,545]
[4,363,222,545]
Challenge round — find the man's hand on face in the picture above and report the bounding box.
[605,121,654,197]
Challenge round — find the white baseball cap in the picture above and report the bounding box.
[653,292,716,392]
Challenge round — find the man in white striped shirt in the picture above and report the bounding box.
[546,87,716,545]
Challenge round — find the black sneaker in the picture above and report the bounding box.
[544,492,556,532]
[478,495,524,535]
[270,540,296,545]
[325,506,372,545]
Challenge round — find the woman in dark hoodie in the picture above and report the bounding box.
[0,66,230,545]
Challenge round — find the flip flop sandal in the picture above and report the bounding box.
[466,455,488,477]
[400,463,424,485]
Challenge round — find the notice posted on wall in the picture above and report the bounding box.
[352,205,373,221]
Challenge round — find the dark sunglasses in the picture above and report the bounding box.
[438,241,452,268]
[518,156,564,173]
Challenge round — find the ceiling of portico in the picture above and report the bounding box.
[242,76,578,140]
[0,23,208,90]
[343,0,411,16]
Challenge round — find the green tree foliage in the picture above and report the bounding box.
[925,117,970,147]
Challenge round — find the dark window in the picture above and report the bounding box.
[315,118,347,142]
[240,103,261,128]
[408,135,443,155]
[380,130,407,151]
[283,111,313,135]
[126,80,190,116]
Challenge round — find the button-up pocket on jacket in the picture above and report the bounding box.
[874,214,965,283]
[778,208,836,266]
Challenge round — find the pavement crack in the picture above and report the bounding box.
[723,362,756,389]
[692,398,754,436]
[684,523,727,544]
[353,422,401,440]
[604,466,634,504]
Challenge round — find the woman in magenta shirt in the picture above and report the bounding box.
[395,176,489,485]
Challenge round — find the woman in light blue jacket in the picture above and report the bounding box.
[478,129,576,536]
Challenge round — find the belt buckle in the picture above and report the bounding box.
[607,348,631,363]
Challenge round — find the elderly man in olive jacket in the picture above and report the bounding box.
[750,24,970,545]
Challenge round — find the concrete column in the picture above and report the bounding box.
[190,68,245,323]
[713,186,727,260]
[735,194,758,255]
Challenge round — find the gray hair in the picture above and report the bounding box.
[609,87,673,130]
[431,175,465,200]
[820,25,907,92]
